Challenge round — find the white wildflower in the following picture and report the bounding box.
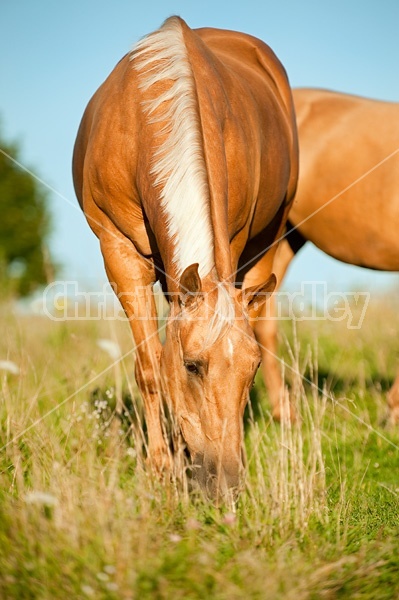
[25,491,58,507]
[97,339,121,361]
[81,585,95,596]
[0,360,20,375]
[103,565,116,575]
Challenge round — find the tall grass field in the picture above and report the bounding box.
[0,291,399,599]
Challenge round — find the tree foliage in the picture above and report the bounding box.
[0,130,54,296]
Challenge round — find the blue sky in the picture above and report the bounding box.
[1,0,398,292]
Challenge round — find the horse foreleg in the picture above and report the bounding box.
[245,239,296,420]
[99,231,172,474]
[256,293,289,420]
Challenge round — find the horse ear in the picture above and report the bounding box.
[179,263,202,308]
[241,273,277,312]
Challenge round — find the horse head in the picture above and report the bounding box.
[161,263,276,500]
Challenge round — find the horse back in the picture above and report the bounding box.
[290,88,399,269]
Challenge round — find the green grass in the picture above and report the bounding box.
[0,293,399,599]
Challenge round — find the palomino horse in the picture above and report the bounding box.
[256,88,399,422]
[73,17,298,498]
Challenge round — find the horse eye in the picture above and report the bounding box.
[184,361,200,375]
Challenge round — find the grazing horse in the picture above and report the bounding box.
[257,88,399,422]
[73,16,298,497]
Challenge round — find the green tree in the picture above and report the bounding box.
[0,131,55,296]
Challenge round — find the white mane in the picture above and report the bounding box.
[131,17,215,279]
[203,283,236,349]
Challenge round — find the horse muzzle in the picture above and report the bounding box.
[190,452,243,502]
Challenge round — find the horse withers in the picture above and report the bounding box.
[259,88,399,423]
[73,17,298,499]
